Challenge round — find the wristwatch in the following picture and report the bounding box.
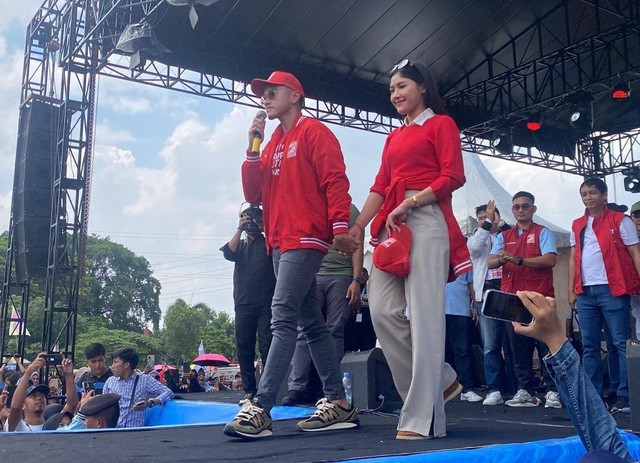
[353,274,367,286]
[516,257,524,266]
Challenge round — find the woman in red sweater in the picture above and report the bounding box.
[351,60,471,440]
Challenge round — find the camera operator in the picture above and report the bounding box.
[4,353,76,432]
[221,205,276,405]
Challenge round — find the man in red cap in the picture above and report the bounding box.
[223,71,360,439]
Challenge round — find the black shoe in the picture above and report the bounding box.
[603,391,617,409]
[281,390,310,406]
[610,396,629,413]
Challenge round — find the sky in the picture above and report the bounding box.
[1,1,638,322]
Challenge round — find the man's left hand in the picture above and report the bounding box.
[333,233,359,256]
[132,399,151,411]
[346,281,362,311]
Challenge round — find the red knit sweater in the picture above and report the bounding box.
[369,114,472,280]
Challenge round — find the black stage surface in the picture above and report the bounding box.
[0,390,633,463]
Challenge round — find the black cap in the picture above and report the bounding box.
[79,393,121,417]
[26,384,50,398]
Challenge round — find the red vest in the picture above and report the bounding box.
[500,223,555,297]
[571,208,640,296]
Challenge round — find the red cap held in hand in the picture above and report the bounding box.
[373,223,412,277]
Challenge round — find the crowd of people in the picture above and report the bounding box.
[0,343,175,432]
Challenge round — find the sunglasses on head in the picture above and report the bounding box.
[390,59,413,74]
[632,210,640,218]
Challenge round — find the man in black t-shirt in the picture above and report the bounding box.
[221,206,276,405]
[75,343,113,394]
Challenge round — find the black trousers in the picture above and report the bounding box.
[235,303,272,394]
[445,314,475,391]
[506,322,556,395]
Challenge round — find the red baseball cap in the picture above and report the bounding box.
[373,223,412,277]
[250,71,305,98]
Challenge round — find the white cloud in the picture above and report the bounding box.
[95,122,135,145]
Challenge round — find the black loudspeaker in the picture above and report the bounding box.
[341,347,403,413]
[11,97,60,282]
[627,339,640,432]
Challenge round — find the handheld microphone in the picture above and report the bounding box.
[251,110,268,153]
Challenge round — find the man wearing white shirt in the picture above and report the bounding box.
[467,200,513,406]
[568,178,640,413]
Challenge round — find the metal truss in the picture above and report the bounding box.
[1,0,99,363]
[97,56,398,135]
[0,214,30,360]
[461,129,640,176]
[444,0,640,128]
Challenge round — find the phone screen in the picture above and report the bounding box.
[146,355,155,368]
[481,290,534,325]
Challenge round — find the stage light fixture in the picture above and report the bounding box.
[612,80,631,101]
[115,21,171,69]
[526,114,542,132]
[491,129,513,154]
[624,176,640,193]
[570,109,581,123]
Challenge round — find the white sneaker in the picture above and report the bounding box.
[505,389,540,407]
[460,390,483,402]
[482,391,504,406]
[544,391,562,409]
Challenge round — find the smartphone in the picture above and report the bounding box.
[44,353,63,365]
[6,385,17,408]
[481,289,534,325]
[82,381,95,394]
[146,355,155,368]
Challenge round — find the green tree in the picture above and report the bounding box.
[201,310,236,361]
[161,300,236,365]
[81,235,162,332]
[75,315,163,368]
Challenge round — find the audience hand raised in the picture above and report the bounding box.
[512,291,567,355]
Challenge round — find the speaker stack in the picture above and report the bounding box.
[11,96,60,282]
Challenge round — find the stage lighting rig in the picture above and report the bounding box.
[166,0,221,29]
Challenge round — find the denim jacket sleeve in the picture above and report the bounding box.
[544,340,631,461]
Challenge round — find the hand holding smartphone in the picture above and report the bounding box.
[481,289,534,325]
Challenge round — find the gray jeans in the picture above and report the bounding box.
[288,274,352,391]
[255,249,345,411]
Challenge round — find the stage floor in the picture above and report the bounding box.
[0,390,633,462]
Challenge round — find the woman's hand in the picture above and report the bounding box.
[385,203,410,235]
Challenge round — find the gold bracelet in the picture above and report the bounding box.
[412,195,421,208]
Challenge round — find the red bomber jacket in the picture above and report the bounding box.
[242,114,352,254]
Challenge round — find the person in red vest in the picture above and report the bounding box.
[568,177,640,413]
[488,191,559,408]
[350,60,471,440]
